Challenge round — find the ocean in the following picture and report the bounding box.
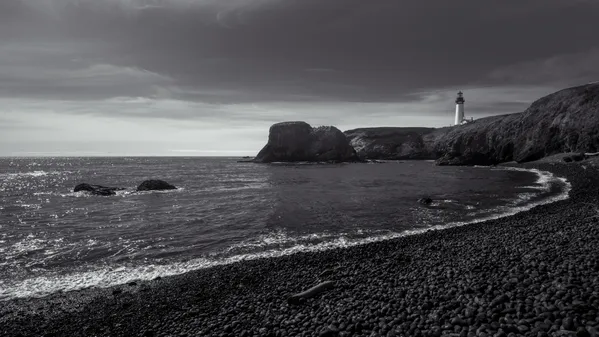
[0,157,570,301]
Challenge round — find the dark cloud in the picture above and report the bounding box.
[488,49,599,85]
[4,0,599,103]
[2,0,599,154]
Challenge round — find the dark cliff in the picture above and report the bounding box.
[344,83,599,165]
[344,127,438,160]
[434,83,599,165]
[253,121,359,163]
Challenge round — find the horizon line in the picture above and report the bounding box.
[0,154,256,158]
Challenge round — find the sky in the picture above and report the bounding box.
[1,0,599,156]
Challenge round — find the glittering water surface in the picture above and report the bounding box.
[0,157,569,300]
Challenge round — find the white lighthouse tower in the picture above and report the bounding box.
[454,91,465,126]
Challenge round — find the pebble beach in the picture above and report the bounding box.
[1,161,598,337]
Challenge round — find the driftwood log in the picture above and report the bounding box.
[287,281,334,305]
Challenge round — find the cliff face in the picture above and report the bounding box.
[344,127,437,160]
[432,113,523,165]
[254,121,359,163]
[434,83,599,165]
[344,83,599,165]
[512,83,599,159]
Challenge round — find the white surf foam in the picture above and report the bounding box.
[0,167,571,301]
[223,229,359,252]
[130,188,185,196]
[508,167,553,192]
[0,171,69,180]
[32,187,185,198]
[197,183,270,194]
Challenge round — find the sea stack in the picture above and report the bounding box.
[253,121,360,163]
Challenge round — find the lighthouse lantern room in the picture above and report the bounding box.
[454,91,465,126]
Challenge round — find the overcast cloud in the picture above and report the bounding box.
[1,0,599,156]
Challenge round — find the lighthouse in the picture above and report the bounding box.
[454,91,465,126]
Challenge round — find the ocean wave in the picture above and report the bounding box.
[496,167,553,192]
[32,187,185,198]
[0,171,70,179]
[123,188,185,196]
[2,235,73,260]
[222,229,383,253]
[0,167,571,301]
[2,203,43,211]
[196,183,269,193]
[427,199,478,210]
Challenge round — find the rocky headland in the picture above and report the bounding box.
[345,83,599,166]
[255,83,598,166]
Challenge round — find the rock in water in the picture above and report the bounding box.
[73,183,123,196]
[418,197,433,205]
[136,180,177,191]
[253,121,360,163]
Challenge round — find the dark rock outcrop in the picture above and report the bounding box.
[344,127,438,160]
[431,113,522,165]
[563,153,587,163]
[418,197,433,205]
[136,180,177,191]
[572,153,587,162]
[434,83,599,165]
[73,183,124,196]
[344,83,599,166]
[253,121,360,163]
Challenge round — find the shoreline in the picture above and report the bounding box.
[2,161,599,337]
[0,165,566,302]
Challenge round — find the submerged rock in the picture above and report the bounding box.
[73,183,124,196]
[418,197,433,205]
[137,180,177,191]
[253,121,360,163]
